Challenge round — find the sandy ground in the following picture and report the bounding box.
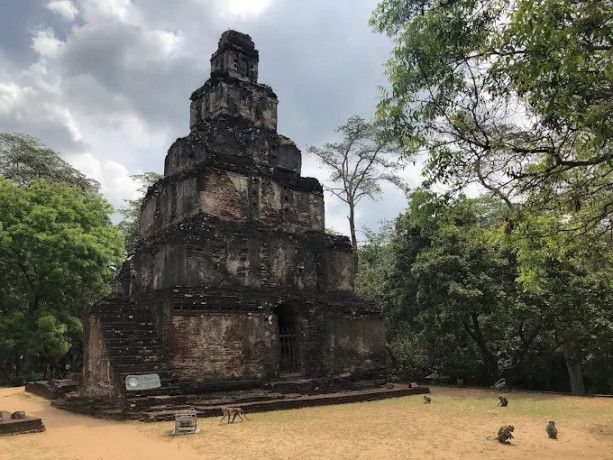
[0,385,612,460]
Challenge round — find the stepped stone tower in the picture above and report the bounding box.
[81,31,387,408]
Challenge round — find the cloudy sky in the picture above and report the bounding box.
[0,0,423,239]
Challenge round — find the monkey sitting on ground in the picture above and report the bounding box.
[546,421,558,439]
[497,425,515,443]
[498,395,509,407]
[219,406,249,424]
[423,395,432,404]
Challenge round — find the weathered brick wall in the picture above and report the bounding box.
[199,80,278,130]
[316,250,356,293]
[129,220,354,296]
[319,315,388,377]
[166,311,278,385]
[139,168,323,237]
[81,313,116,398]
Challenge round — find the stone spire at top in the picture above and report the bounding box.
[210,30,259,82]
[188,30,278,133]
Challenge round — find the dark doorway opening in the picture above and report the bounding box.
[274,306,300,374]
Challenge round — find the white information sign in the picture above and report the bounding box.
[124,373,161,391]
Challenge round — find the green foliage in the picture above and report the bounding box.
[500,0,613,140]
[509,212,613,393]
[357,189,613,392]
[370,0,613,234]
[117,172,162,255]
[0,178,123,380]
[356,225,395,300]
[369,0,613,392]
[0,133,99,193]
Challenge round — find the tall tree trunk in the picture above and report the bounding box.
[562,342,585,394]
[463,315,499,382]
[348,204,358,273]
[348,204,357,250]
[14,353,20,379]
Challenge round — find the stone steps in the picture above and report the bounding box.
[104,329,158,338]
[115,362,166,373]
[95,305,175,408]
[106,337,160,347]
[113,355,162,365]
[102,321,155,330]
[108,345,161,355]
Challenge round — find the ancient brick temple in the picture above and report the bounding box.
[80,31,387,408]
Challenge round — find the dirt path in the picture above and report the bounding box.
[0,387,199,460]
[1,385,612,459]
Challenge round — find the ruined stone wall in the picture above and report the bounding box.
[165,125,301,177]
[198,80,277,130]
[165,311,278,385]
[81,313,116,398]
[320,315,388,377]
[127,222,354,296]
[141,167,321,237]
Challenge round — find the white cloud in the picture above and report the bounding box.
[0,82,33,117]
[219,0,273,17]
[31,28,64,58]
[44,104,83,142]
[136,30,185,62]
[66,153,140,211]
[47,0,79,21]
[78,0,134,23]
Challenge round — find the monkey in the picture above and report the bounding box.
[497,425,515,443]
[498,395,509,407]
[219,406,249,424]
[423,395,432,404]
[504,219,517,235]
[546,421,558,439]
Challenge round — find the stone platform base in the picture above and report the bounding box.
[140,383,430,422]
[52,378,429,422]
[0,411,45,436]
[25,379,79,400]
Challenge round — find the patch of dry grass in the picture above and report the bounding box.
[1,386,612,459]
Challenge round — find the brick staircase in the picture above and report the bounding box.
[95,305,181,414]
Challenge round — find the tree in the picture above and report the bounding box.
[308,115,407,251]
[0,133,99,193]
[0,133,123,381]
[510,212,613,393]
[399,193,521,382]
[117,172,163,255]
[370,0,613,236]
[356,188,613,393]
[0,179,124,380]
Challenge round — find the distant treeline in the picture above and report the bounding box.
[357,191,613,394]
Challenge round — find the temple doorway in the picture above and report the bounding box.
[274,305,300,374]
